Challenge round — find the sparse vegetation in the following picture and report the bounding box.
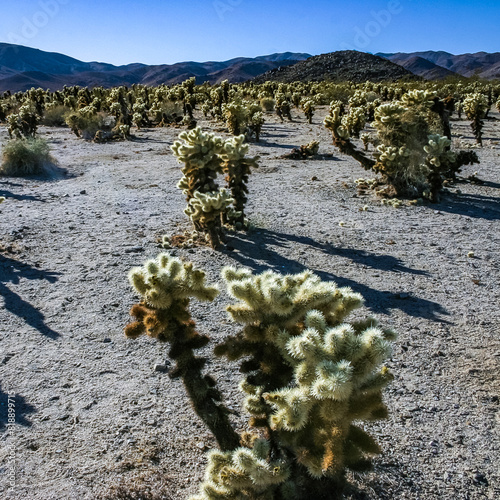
[1,72,499,500]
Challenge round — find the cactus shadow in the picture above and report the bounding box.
[0,384,37,431]
[0,180,46,201]
[129,135,170,144]
[437,192,500,220]
[0,254,62,339]
[226,228,449,322]
[259,141,296,150]
[0,187,45,202]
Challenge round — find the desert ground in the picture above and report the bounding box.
[0,106,499,499]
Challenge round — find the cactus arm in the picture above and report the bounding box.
[125,254,240,451]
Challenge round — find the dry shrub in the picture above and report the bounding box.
[42,105,71,126]
[0,138,56,176]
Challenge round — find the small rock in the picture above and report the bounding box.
[472,471,488,486]
[124,246,144,253]
[154,364,168,372]
[80,190,87,195]
[196,442,206,450]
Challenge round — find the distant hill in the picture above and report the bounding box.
[252,51,416,84]
[0,43,311,92]
[387,56,459,80]
[377,51,500,79]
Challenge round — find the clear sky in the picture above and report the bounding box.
[0,0,498,65]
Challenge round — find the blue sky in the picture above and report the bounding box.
[0,0,498,65]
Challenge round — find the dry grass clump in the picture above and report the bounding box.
[0,138,56,176]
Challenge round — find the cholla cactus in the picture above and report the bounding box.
[125,254,240,451]
[400,90,435,109]
[496,97,500,114]
[220,135,259,228]
[118,124,131,140]
[0,197,5,204]
[326,95,478,200]
[248,110,265,142]
[324,105,349,140]
[373,103,407,127]
[195,267,397,499]
[171,127,225,204]
[361,133,375,151]
[260,97,275,112]
[329,100,345,116]
[342,106,366,138]
[172,127,254,245]
[324,106,375,172]
[424,134,456,167]
[462,93,489,145]
[301,99,315,124]
[132,112,144,129]
[275,94,292,122]
[422,134,480,199]
[185,189,235,247]
[201,102,211,117]
[7,104,39,139]
[222,100,248,135]
[192,442,292,500]
[348,90,367,108]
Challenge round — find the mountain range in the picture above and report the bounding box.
[0,43,310,92]
[377,51,500,80]
[0,43,498,93]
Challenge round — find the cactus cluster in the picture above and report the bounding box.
[221,100,265,141]
[125,258,397,500]
[341,106,366,138]
[325,93,480,201]
[301,99,315,124]
[7,103,39,139]
[462,93,489,145]
[275,94,292,122]
[171,127,258,245]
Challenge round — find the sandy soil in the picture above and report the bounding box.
[0,106,499,499]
